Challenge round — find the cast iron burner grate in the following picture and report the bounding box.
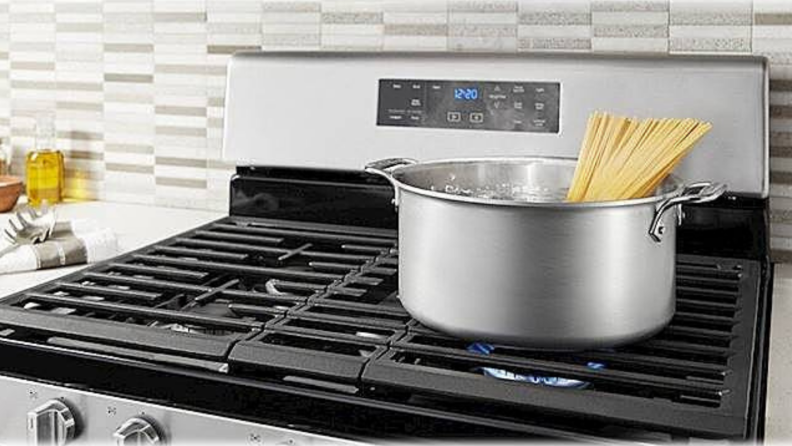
[0,217,764,440]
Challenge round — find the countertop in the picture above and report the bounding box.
[0,200,789,441]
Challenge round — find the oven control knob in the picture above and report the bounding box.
[27,399,77,446]
[113,417,164,446]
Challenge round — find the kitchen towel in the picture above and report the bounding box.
[0,219,118,274]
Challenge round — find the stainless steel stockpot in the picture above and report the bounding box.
[365,157,726,350]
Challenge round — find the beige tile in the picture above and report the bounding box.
[155,176,207,189]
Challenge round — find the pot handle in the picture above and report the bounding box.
[649,182,726,243]
[365,158,418,207]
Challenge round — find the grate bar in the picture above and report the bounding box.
[132,254,344,281]
[295,303,411,328]
[662,325,735,342]
[229,330,385,382]
[212,223,395,246]
[24,293,263,331]
[677,286,738,302]
[153,246,250,262]
[675,265,741,281]
[673,311,736,326]
[47,337,230,372]
[193,230,285,245]
[676,297,738,312]
[302,251,374,262]
[341,244,391,254]
[220,289,306,305]
[637,339,733,357]
[173,238,288,255]
[82,272,211,293]
[272,316,402,345]
[0,307,236,359]
[227,303,284,319]
[677,275,740,292]
[54,282,163,302]
[309,261,363,272]
[391,346,725,395]
[395,333,730,376]
[105,263,209,282]
[362,349,743,438]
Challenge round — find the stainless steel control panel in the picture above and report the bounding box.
[376,78,560,133]
[224,52,768,197]
[0,374,362,446]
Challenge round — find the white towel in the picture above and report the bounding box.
[0,219,119,274]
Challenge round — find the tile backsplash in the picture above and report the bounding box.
[1,0,792,259]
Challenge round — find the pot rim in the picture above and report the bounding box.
[388,156,688,209]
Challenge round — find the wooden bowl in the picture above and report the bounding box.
[0,176,23,212]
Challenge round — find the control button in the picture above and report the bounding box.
[113,417,164,446]
[513,85,525,93]
[533,119,547,128]
[28,399,77,446]
[493,85,503,92]
[488,93,507,100]
[535,87,546,94]
[469,112,484,124]
[447,112,462,123]
[408,115,421,123]
[388,114,404,121]
[514,101,523,110]
[411,83,422,90]
[430,84,442,91]
[535,102,545,111]
[493,101,502,109]
[392,83,403,90]
[410,98,421,107]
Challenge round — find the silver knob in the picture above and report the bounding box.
[27,399,77,446]
[113,417,164,446]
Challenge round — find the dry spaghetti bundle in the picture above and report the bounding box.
[566,112,712,202]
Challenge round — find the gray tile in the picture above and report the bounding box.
[66,150,104,161]
[153,12,206,23]
[262,2,321,13]
[671,12,751,26]
[592,1,668,13]
[155,126,206,138]
[519,12,590,26]
[384,24,447,36]
[154,105,206,117]
[321,12,382,25]
[56,23,102,33]
[449,0,517,13]
[519,37,591,51]
[670,37,750,52]
[10,61,55,71]
[106,163,154,174]
[105,143,154,155]
[449,24,517,37]
[755,13,792,26]
[207,44,259,54]
[594,24,669,38]
[155,156,206,168]
[56,101,103,112]
[103,43,155,53]
[104,73,153,83]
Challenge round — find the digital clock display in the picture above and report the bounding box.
[454,87,479,101]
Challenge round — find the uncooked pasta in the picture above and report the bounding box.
[566,112,712,202]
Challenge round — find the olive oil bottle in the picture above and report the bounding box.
[26,114,64,207]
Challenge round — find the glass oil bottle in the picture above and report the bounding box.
[25,113,64,207]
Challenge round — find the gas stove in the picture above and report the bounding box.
[0,52,773,444]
